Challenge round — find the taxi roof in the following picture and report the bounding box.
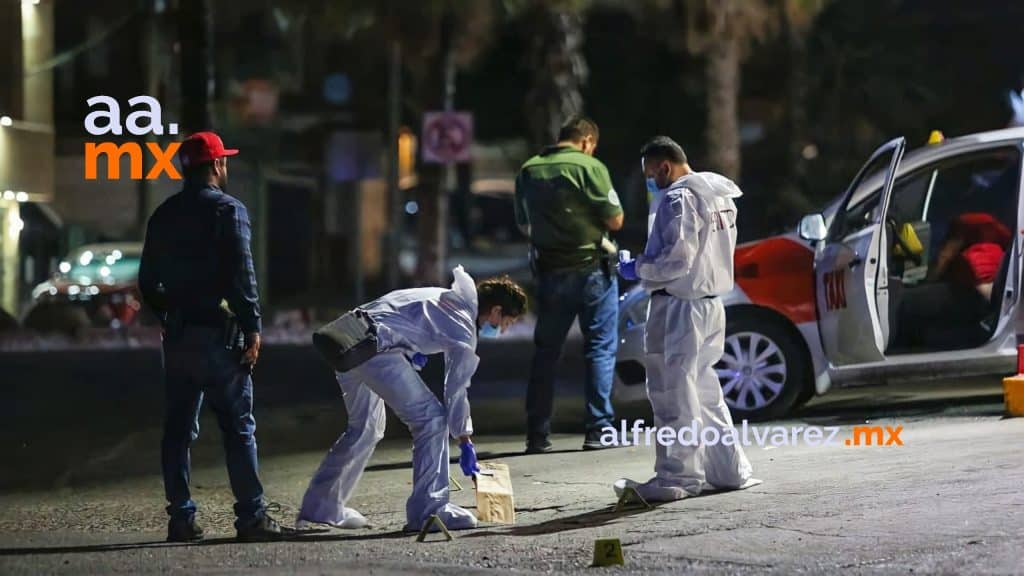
[841,127,1024,211]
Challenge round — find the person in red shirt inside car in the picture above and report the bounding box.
[927,212,1012,302]
[896,212,1012,351]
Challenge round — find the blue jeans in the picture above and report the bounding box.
[527,267,618,441]
[161,325,265,529]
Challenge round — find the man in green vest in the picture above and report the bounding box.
[514,115,624,453]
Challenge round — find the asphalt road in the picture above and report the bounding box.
[1,387,1022,575]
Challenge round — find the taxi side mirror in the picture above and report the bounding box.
[799,213,828,242]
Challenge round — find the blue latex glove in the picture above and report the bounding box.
[617,259,638,281]
[459,441,480,477]
[410,352,428,370]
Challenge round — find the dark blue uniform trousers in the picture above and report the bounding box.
[161,325,265,528]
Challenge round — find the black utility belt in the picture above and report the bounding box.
[651,289,717,300]
[175,309,228,327]
[164,309,243,349]
[312,309,380,372]
[533,253,614,275]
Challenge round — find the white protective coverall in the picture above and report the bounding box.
[298,266,481,531]
[618,172,759,502]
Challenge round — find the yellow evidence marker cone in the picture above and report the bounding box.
[592,538,625,567]
[416,514,453,542]
[1004,343,1024,417]
[615,486,653,512]
[1005,374,1024,416]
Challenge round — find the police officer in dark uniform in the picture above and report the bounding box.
[139,132,289,542]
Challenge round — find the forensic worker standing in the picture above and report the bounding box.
[139,132,289,542]
[615,136,761,502]
[515,116,624,453]
[298,268,527,532]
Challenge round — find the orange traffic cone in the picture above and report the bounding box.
[1003,341,1024,417]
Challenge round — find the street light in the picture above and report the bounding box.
[15,192,28,203]
[0,116,12,127]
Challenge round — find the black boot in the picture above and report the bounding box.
[525,437,552,454]
[236,514,295,542]
[582,428,614,450]
[167,516,204,543]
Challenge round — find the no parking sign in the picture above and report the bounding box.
[421,111,473,164]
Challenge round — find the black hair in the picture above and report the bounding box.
[640,136,688,165]
[477,275,528,318]
[558,115,600,143]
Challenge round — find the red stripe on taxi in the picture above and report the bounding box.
[734,236,816,325]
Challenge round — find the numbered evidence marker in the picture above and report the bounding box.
[416,514,453,542]
[474,462,515,524]
[615,485,653,512]
[592,538,625,567]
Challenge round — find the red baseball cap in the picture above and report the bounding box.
[178,131,239,167]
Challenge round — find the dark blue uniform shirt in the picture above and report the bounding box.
[139,183,261,334]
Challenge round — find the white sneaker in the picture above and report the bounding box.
[737,477,763,490]
[295,507,369,530]
[701,477,763,493]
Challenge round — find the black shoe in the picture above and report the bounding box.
[236,514,295,542]
[525,438,553,454]
[582,429,613,450]
[167,516,204,543]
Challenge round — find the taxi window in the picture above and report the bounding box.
[920,147,1020,256]
[833,145,1020,241]
[923,148,1019,230]
[830,152,894,240]
[889,171,932,223]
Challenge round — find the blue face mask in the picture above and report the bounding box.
[645,177,660,195]
[479,322,501,339]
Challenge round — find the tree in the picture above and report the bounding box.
[623,0,775,180]
[774,0,830,219]
[513,0,591,151]
[178,0,214,132]
[682,0,775,180]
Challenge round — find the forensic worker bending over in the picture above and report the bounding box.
[298,267,527,532]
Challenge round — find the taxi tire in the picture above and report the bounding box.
[722,310,812,422]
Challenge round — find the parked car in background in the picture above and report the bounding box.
[25,243,149,333]
[616,128,1022,420]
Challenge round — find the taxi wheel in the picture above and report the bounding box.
[716,311,811,422]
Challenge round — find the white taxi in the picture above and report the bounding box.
[616,128,1022,420]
